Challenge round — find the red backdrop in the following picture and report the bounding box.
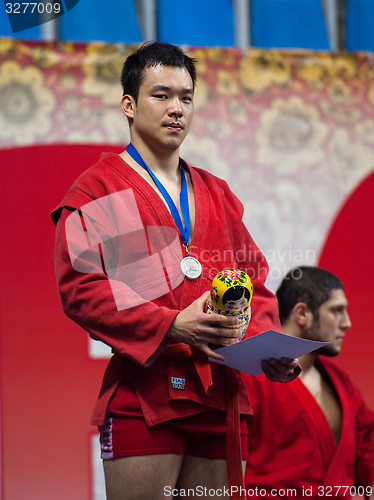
[0,145,374,500]
[1,143,373,500]
[0,144,123,500]
[318,169,374,411]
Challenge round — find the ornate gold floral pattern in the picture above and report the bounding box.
[296,53,357,88]
[319,99,362,123]
[0,38,15,56]
[355,119,374,144]
[180,133,231,180]
[82,43,134,105]
[256,96,328,173]
[217,70,239,95]
[327,78,351,103]
[0,60,55,144]
[30,45,60,68]
[329,128,374,191]
[239,50,291,94]
[193,78,213,111]
[368,83,374,106]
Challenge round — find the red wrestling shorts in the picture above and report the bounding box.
[99,381,249,461]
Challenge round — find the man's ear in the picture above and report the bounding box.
[292,302,313,328]
[121,94,136,120]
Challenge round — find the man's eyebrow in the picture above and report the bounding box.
[151,84,194,94]
[152,85,170,92]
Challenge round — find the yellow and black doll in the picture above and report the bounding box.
[207,269,253,340]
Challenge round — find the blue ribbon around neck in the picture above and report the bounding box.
[126,143,191,245]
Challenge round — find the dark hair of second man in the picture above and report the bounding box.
[276,266,344,325]
[121,42,197,103]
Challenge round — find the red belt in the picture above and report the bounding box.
[163,343,247,500]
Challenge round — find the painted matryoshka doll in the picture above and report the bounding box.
[206,269,253,340]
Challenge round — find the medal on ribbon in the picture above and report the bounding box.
[126,144,202,279]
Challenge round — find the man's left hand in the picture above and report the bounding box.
[261,357,302,383]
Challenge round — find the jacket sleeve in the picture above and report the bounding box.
[353,385,374,488]
[54,207,180,366]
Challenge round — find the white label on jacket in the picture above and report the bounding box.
[171,377,186,391]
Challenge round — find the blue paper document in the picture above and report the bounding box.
[209,329,329,375]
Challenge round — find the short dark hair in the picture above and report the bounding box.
[276,266,344,324]
[120,41,197,102]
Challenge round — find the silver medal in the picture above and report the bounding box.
[180,256,202,279]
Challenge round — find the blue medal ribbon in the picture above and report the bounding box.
[126,143,191,246]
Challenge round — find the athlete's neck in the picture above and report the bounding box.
[282,324,316,372]
[298,353,317,373]
[125,138,181,180]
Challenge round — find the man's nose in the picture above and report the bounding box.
[168,97,183,117]
[342,310,352,330]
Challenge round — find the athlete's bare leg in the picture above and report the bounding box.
[173,456,247,499]
[103,454,184,500]
[103,454,246,500]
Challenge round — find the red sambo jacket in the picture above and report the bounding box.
[52,152,282,427]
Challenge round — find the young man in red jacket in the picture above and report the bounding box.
[244,266,374,499]
[52,42,299,500]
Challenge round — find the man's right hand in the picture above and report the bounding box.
[166,291,241,360]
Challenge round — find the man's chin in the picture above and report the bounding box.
[316,344,340,357]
